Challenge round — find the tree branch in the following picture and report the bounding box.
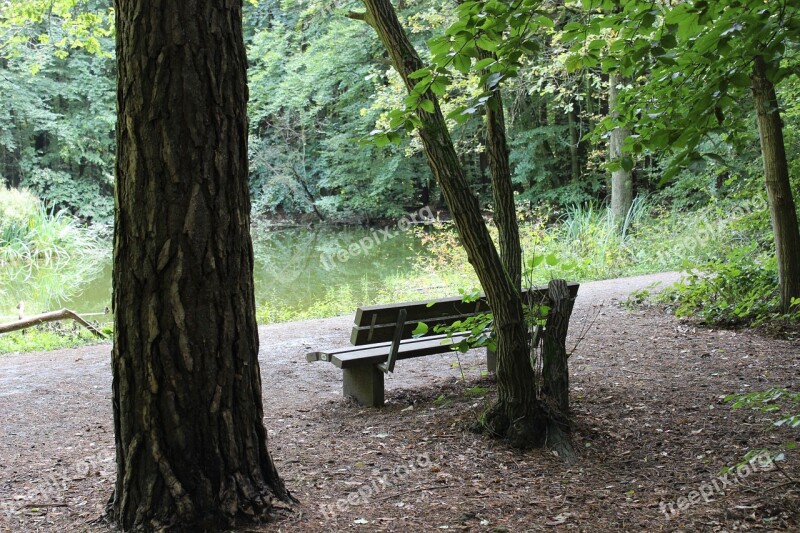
[0,309,107,338]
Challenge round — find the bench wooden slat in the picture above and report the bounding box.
[350,283,579,345]
[332,333,470,369]
[306,332,455,362]
[350,312,484,345]
[353,295,488,326]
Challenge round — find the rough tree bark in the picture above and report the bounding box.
[541,279,576,463]
[751,55,800,312]
[353,0,552,448]
[111,0,291,530]
[608,73,633,221]
[480,50,521,289]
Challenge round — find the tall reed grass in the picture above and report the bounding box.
[0,188,105,316]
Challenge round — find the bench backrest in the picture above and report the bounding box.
[350,282,579,345]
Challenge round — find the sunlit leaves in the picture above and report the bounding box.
[0,1,114,61]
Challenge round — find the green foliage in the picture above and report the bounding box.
[0,323,109,354]
[0,187,105,314]
[724,387,800,464]
[560,0,800,181]
[658,245,788,326]
[434,310,495,353]
[245,1,462,221]
[1,1,116,221]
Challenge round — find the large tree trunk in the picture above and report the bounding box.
[481,50,521,289]
[608,74,633,221]
[355,0,546,448]
[751,55,800,312]
[111,0,291,530]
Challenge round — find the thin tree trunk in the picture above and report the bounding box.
[568,99,580,183]
[608,74,633,220]
[481,50,521,290]
[111,0,291,529]
[751,55,800,312]
[353,0,546,447]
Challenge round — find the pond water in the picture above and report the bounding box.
[0,225,434,321]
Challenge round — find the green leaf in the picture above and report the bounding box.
[453,53,471,74]
[408,68,431,80]
[621,156,635,173]
[412,322,429,337]
[728,72,751,88]
[528,255,545,269]
[476,34,497,52]
[474,57,495,71]
[430,75,450,95]
[374,133,390,148]
[419,99,435,114]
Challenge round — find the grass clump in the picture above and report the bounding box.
[409,197,738,288]
[0,322,112,354]
[0,187,106,316]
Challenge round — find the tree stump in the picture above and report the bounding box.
[539,279,577,462]
[542,279,575,417]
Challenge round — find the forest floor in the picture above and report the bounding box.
[0,272,798,532]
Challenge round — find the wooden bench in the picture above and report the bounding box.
[306,282,580,406]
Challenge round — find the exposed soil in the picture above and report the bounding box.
[1,272,798,532]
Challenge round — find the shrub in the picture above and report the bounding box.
[657,244,785,326]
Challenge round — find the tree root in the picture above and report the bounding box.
[473,399,576,462]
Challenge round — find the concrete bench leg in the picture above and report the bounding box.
[343,366,385,407]
[486,347,497,373]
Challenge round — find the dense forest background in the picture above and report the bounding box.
[4,0,795,224]
[2,0,800,332]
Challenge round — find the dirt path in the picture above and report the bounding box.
[1,272,798,532]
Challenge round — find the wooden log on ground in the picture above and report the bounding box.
[0,309,107,338]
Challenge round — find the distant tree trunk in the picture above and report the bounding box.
[567,99,581,183]
[751,55,800,312]
[608,74,633,220]
[481,50,521,289]
[111,0,291,530]
[352,0,549,448]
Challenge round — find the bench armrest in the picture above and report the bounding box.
[306,351,330,363]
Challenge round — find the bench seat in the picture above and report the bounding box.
[306,332,470,368]
[306,282,579,407]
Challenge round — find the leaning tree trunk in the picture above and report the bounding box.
[111,0,291,530]
[481,49,521,290]
[354,0,546,447]
[751,55,800,312]
[608,73,633,221]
